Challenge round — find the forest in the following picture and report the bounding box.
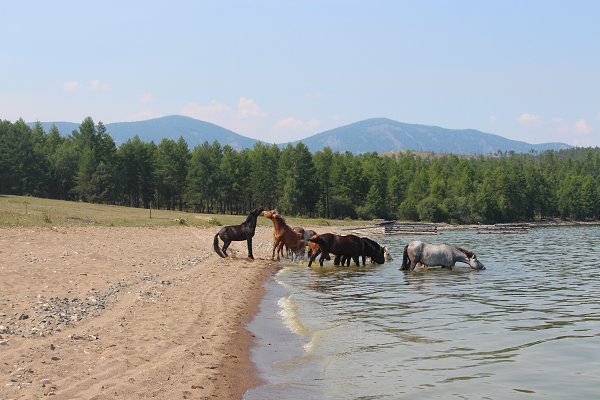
[1,117,599,224]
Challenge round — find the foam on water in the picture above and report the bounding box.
[277,295,310,337]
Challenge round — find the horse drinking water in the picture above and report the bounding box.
[401,240,484,271]
[213,207,264,259]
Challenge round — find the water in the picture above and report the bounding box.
[245,226,600,399]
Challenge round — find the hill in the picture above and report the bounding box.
[31,115,258,150]
[29,115,571,155]
[290,118,571,154]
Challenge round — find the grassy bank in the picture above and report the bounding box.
[0,195,370,228]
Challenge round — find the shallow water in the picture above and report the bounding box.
[245,226,600,399]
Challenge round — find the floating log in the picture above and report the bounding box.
[384,222,438,235]
[476,223,530,234]
[340,220,437,235]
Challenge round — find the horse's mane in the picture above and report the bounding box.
[273,211,287,225]
[456,246,475,258]
[245,208,262,223]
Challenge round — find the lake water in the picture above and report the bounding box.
[245,226,600,399]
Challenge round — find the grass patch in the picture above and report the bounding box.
[0,195,374,229]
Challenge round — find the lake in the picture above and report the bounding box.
[245,226,600,399]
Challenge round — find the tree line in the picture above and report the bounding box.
[2,117,599,223]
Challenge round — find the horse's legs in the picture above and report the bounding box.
[319,252,329,266]
[271,239,279,260]
[334,255,341,266]
[361,255,366,266]
[353,256,360,267]
[276,241,285,261]
[308,249,320,267]
[410,258,418,271]
[222,241,231,257]
[247,238,254,259]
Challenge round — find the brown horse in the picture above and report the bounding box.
[263,209,305,261]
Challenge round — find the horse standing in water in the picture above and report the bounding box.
[213,207,264,259]
[263,209,305,261]
[308,233,365,267]
[401,240,485,271]
[337,237,390,266]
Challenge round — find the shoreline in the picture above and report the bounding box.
[0,225,279,400]
[216,261,280,399]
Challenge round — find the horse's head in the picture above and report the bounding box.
[468,254,485,270]
[383,246,393,262]
[262,209,276,219]
[252,207,265,216]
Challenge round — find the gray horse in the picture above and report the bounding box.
[401,240,485,271]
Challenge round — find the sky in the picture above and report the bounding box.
[2,0,599,146]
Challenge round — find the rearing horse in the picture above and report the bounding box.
[213,207,264,259]
[263,209,304,261]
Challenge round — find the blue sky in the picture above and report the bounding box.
[2,1,599,146]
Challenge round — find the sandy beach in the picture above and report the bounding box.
[0,225,280,400]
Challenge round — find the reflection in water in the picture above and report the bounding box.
[246,226,600,400]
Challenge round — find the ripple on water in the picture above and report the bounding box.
[247,226,600,399]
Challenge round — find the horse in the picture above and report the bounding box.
[308,233,364,267]
[338,237,390,266]
[263,209,305,261]
[213,207,264,259]
[400,240,485,271]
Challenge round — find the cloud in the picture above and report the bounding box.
[64,80,80,92]
[238,97,267,119]
[180,100,234,122]
[128,109,163,121]
[574,119,592,135]
[489,116,497,123]
[90,79,110,91]
[517,113,541,124]
[274,116,321,133]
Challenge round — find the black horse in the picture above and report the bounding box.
[308,233,364,267]
[337,237,386,266]
[213,207,264,259]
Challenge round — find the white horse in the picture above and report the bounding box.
[401,240,485,271]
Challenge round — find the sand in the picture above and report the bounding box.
[0,225,280,400]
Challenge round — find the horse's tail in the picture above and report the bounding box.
[213,233,226,258]
[401,244,410,270]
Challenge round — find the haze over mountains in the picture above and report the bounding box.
[30,115,571,155]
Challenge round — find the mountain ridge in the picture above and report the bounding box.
[28,115,572,154]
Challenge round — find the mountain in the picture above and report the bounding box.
[290,118,571,154]
[29,115,571,155]
[31,115,258,150]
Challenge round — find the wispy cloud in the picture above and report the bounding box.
[180,98,322,142]
[517,113,541,124]
[128,109,163,121]
[238,97,267,119]
[64,80,80,92]
[180,100,234,122]
[574,119,592,134]
[274,116,321,134]
[90,79,110,91]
